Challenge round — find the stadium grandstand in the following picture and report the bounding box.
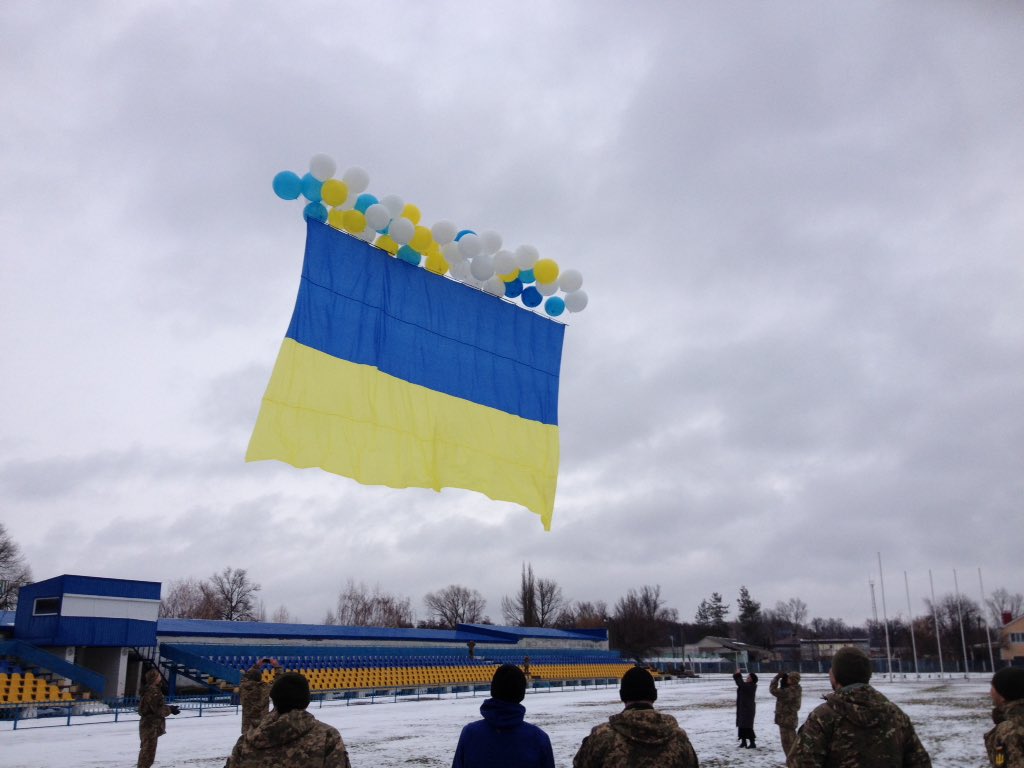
[1,575,633,719]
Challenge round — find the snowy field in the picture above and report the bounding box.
[0,674,994,767]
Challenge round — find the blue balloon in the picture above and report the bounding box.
[519,268,535,284]
[300,172,323,202]
[544,296,566,317]
[303,202,327,222]
[504,279,524,298]
[454,229,477,241]
[397,245,422,265]
[521,286,542,308]
[272,171,302,200]
[355,193,378,214]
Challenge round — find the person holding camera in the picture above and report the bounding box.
[770,671,802,757]
[137,667,180,768]
[240,657,281,733]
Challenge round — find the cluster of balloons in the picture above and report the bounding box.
[272,155,589,317]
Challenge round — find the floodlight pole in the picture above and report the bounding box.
[953,569,970,678]
[929,570,945,677]
[904,571,920,678]
[878,553,894,681]
[978,568,996,674]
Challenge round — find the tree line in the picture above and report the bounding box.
[1,524,1018,665]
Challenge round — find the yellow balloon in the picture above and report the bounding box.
[427,242,442,257]
[322,179,348,207]
[499,268,520,282]
[376,234,399,255]
[410,225,434,253]
[342,209,366,233]
[533,258,560,284]
[425,253,449,275]
[327,207,346,230]
[402,203,421,225]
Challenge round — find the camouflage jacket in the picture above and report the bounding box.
[787,683,931,768]
[226,709,350,768]
[239,665,272,732]
[770,673,803,729]
[986,699,1024,768]
[138,681,172,736]
[572,704,699,768]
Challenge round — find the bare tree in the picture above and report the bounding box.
[556,600,609,630]
[0,523,32,611]
[536,578,567,628]
[336,580,413,627]
[209,567,262,621]
[501,563,539,626]
[987,588,1024,626]
[159,577,221,619]
[765,597,808,637]
[423,585,487,628]
[609,585,678,659]
[270,605,293,623]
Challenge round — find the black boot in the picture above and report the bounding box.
[739,739,748,748]
[748,738,757,749]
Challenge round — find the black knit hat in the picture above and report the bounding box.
[831,647,872,686]
[992,667,1024,702]
[270,672,310,713]
[620,667,657,703]
[490,664,527,703]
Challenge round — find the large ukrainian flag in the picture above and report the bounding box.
[246,219,565,529]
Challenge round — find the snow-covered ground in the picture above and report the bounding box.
[0,674,994,767]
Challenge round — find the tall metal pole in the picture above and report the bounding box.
[978,568,996,673]
[953,569,971,678]
[930,570,945,677]
[904,571,920,677]
[878,553,894,680]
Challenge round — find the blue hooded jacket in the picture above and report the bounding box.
[452,697,555,768]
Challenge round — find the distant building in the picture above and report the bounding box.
[999,613,1024,665]
[799,637,871,661]
[693,636,771,666]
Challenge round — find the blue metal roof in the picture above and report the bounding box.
[157,619,501,644]
[457,624,608,642]
[18,574,161,600]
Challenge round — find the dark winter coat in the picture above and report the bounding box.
[452,697,555,768]
[786,683,931,768]
[573,704,699,768]
[734,672,758,729]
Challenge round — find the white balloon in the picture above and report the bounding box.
[565,289,589,313]
[342,167,370,194]
[358,226,376,242]
[365,203,390,231]
[449,260,472,281]
[483,276,505,296]
[309,154,337,182]
[380,194,405,218]
[537,280,559,296]
[558,268,583,293]
[493,249,516,275]
[458,233,482,259]
[470,253,495,281]
[432,220,457,245]
[442,241,464,263]
[515,244,539,269]
[479,230,502,256]
[389,217,415,245]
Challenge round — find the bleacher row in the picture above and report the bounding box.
[0,662,72,705]
[181,646,633,693]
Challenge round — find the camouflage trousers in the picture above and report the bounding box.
[138,725,163,768]
[779,725,797,757]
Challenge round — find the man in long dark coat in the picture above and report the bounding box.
[734,668,759,748]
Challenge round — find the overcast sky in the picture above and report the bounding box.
[1,1,1021,630]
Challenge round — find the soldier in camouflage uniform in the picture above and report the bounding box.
[787,646,931,768]
[239,657,281,733]
[770,671,802,757]
[985,667,1024,768]
[226,671,350,768]
[137,668,180,768]
[573,666,699,768]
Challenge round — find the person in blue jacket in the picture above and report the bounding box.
[452,663,555,768]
